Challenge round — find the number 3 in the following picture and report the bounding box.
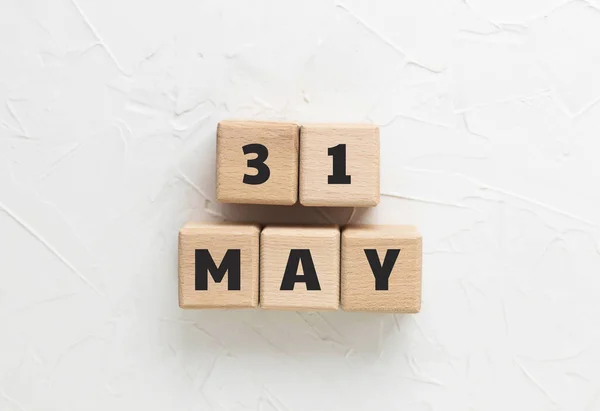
[242,144,270,185]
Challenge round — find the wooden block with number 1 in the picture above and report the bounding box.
[341,225,422,313]
[179,223,260,308]
[300,124,379,207]
[217,120,299,205]
[260,225,340,310]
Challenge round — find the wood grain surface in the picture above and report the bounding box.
[341,225,422,313]
[260,225,340,310]
[299,123,379,207]
[179,222,260,308]
[217,120,299,205]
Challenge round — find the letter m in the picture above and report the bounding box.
[195,249,241,290]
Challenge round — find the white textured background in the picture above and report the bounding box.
[1,0,600,410]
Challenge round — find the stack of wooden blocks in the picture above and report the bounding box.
[178,121,422,313]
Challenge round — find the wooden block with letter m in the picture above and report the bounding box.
[178,223,260,308]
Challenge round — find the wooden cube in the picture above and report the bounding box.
[299,124,379,207]
[178,223,260,309]
[341,225,422,313]
[260,225,340,310]
[217,120,299,205]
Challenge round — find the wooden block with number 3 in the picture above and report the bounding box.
[217,120,299,205]
[300,124,379,207]
[260,225,340,311]
[179,223,260,309]
[341,225,422,313]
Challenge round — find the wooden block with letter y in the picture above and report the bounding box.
[260,225,340,310]
[178,223,260,309]
[217,120,299,205]
[341,225,422,313]
[299,123,379,207]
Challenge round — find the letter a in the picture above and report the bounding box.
[280,249,321,290]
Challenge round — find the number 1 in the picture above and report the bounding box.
[328,144,351,184]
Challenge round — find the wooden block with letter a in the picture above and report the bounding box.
[260,225,340,311]
[341,225,422,313]
[178,223,260,308]
[217,120,299,205]
[299,123,379,207]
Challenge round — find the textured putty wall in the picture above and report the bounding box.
[2,0,600,410]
